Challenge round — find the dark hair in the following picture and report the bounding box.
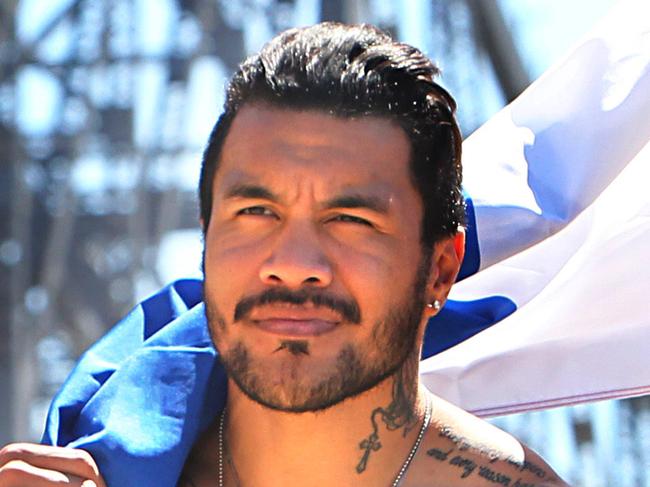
[198,22,464,248]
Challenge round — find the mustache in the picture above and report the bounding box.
[234,287,361,324]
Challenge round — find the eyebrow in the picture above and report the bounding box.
[222,183,390,215]
[223,183,279,202]
[322,194,390,215]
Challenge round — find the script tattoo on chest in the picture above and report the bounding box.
[425,428,549,486]
[356,357,418,474]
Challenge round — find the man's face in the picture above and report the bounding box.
[203,104,435,412]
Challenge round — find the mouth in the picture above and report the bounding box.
[252,318,339,337]
[248,305,341,337]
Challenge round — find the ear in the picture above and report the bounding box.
[425,229,465,315]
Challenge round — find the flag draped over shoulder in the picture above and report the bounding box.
[42,2,650,485]
[42,280,226,486]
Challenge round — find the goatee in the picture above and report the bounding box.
[204,251,431,413]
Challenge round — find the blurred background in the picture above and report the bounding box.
[0,0,648,485]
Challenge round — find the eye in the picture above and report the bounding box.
[331,214,372,226]
[237,206,277,218]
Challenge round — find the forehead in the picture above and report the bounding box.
[216,104,414,193]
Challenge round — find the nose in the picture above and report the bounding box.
[259,220,333,289]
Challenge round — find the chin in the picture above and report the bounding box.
[220,340,401,413]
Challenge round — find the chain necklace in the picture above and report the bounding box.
[217,395,432,487]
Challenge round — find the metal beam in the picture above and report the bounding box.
[320,0,345,22]
[319,0,368,23]
[0,0,17,445]
[467,0,530,102]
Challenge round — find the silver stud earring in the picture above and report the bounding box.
[427,300,441,310]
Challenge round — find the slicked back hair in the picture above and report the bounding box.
[198,22,464,248]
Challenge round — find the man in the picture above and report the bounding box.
[0,23,569,486]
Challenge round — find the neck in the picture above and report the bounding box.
[222,353,426,487]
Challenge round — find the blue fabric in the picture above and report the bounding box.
[41,205,514,487]
[423,296,517,356]
[457,197,480,281]
[42,280,227,486]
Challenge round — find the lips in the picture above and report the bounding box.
[248,306,341,337]
[253,318,338,337]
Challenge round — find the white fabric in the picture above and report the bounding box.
[422,0,650,416]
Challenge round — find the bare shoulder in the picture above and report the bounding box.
[407,395,570,486]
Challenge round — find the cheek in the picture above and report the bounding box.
[203,233,266,312]
[329,239,420,306]
[204,223,267,274]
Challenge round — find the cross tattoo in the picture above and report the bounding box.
[356,432,382,473]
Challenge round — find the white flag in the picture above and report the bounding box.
[422,0,650,416]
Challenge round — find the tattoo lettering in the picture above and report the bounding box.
[356,355,418,473]
[478,465,511,485]
[507,459,547,479]
[439,426,472,451]
[512,480,539,487]
[427,447,453,461]
[439,427,502,460]
[449,455,477,478]
[426,435,550,486]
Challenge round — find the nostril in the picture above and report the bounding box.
[258,256,333,288]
